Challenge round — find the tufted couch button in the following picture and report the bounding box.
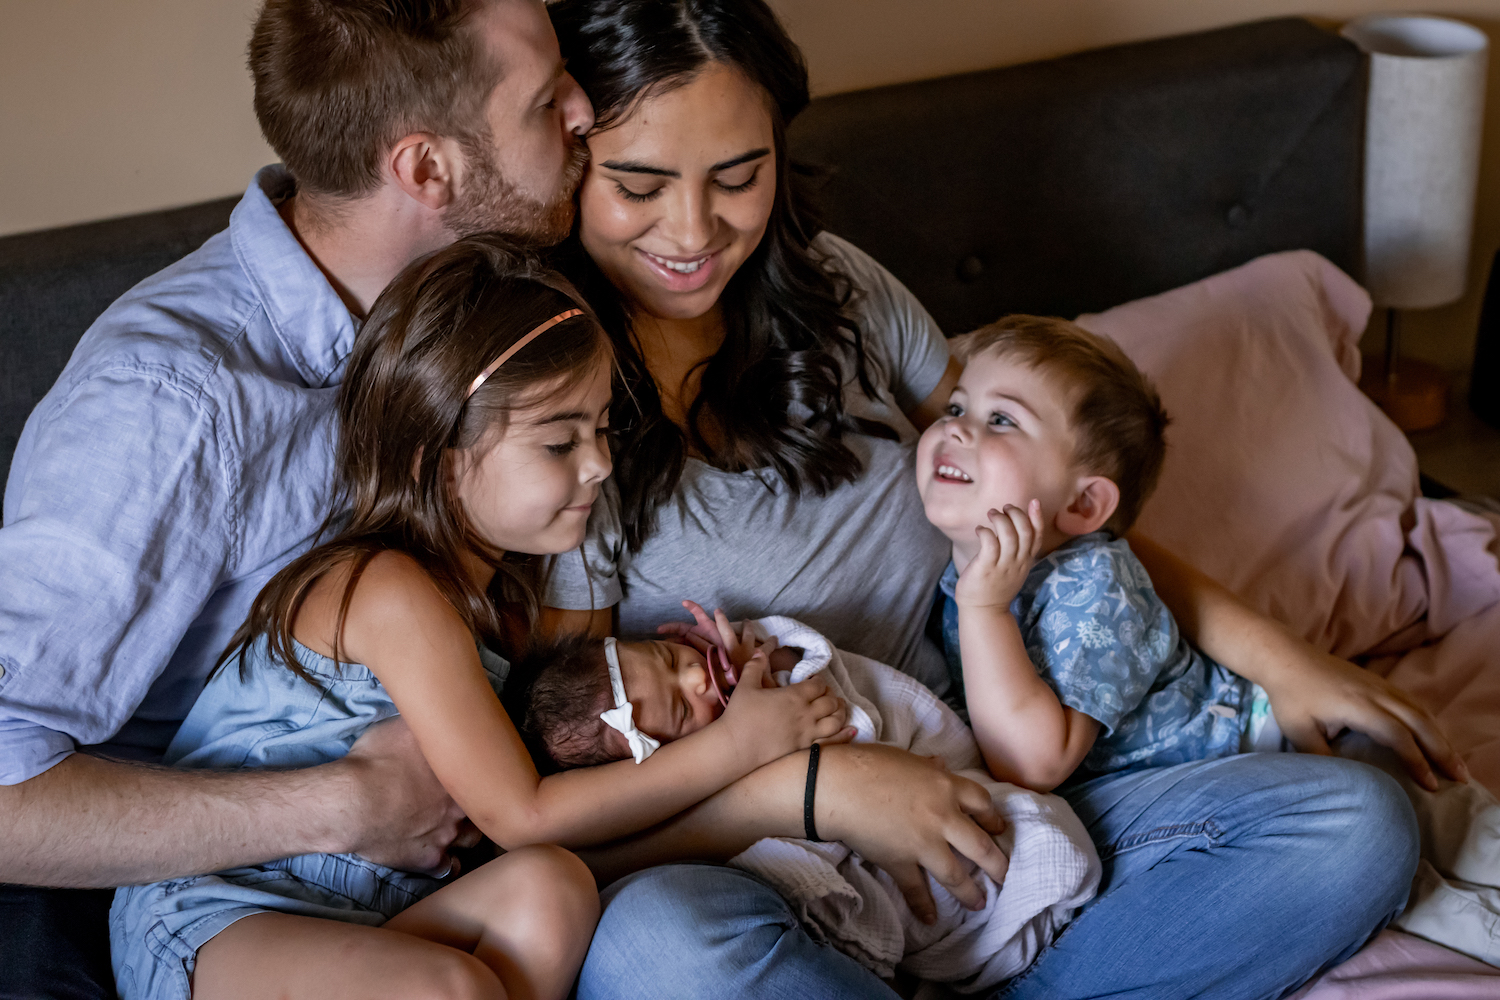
[1226,203,1251,229]
[957,255,985,283]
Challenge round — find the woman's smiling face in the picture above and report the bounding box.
[578,62,777,322]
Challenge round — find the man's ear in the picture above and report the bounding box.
[1055,475,1120,536]
[388,132,461,211]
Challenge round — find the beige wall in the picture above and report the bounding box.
[4,0,1500,366]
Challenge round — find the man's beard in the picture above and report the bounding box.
[446,132,589,246]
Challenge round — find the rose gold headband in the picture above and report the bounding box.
[465,308,585,400]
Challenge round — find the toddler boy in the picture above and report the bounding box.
[917,315,1276,792]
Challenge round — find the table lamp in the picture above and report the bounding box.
[1341,14,1488,432]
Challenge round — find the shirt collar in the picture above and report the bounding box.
[229,165,357,388]
[939,559,960,599]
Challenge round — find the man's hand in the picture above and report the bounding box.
[1260,649,1468,792]
[338,718,476,875]
[817,744,1009,923]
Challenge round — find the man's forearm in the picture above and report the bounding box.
[0,752,354,888]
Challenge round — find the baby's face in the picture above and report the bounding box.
[614,639,729,743]
[917,351,1081,561]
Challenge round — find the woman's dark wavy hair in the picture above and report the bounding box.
[549,0,897,554]
[217,234,612,686]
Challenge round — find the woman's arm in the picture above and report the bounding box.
[906,357,962,432]
[1127,532,1468,789]
[577,741,1010,925]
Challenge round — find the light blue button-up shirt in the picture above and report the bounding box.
[0,166,355,784]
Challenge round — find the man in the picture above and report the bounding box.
[1,2,1014,997]
[0,2,592,995]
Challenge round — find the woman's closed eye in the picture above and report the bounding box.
[714,166,760,194]
[614,181,662,204]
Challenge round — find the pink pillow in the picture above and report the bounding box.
[1076,251,1498,658]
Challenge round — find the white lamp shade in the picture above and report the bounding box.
[1342,15,1488,310]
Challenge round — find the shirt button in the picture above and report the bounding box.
[0,664,6,679]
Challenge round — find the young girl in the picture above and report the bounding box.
[109,235,849,1000]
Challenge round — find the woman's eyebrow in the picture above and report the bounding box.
[599,147,771,178]
[600,160,678,178]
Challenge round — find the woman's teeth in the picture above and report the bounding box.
[645,251,707,274]
[937,464,972,482]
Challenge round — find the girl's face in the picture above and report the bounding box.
[578,62,778,322]
[452,355,613,555]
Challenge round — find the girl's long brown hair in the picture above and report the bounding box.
[218,234,611,686]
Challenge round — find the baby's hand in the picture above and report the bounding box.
[955,501,1045,610]
[717,655,853,766]
[659,599,768,669]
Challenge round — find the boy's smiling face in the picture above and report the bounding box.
[916,350,1083,563]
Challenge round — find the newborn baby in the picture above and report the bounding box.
[512,602,1100,992]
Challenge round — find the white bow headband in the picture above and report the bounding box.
[600,637,660,764]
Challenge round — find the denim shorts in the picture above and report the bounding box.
[108,636,508,1000]
[110,852,445,1000]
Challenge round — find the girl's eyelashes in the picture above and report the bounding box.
[545,437,578,456]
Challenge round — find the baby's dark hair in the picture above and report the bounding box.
[506,633,622,771]
[956,315,1170,535]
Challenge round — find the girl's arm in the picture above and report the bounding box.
[1127,533,1467,790]
[340,553,847,850]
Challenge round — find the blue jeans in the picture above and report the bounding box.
[578,753,1417,1000]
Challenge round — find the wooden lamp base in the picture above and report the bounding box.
[1359,355,1449,432]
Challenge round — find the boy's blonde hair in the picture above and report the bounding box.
[955,315,1170,535]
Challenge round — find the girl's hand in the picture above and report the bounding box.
[955,502,1044,610]
[1260,647,1468,791]
[717,655,853,766]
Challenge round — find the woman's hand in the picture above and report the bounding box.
[955,502,1044,610]
[1259,646,1468,791]
[816,744,1010,924]
[717,656,853,767]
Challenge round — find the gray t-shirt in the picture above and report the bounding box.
[546,233,953,691]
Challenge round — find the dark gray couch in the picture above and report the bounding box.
[0,16,1362,510]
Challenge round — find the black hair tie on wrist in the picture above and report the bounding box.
[803,742,823,841]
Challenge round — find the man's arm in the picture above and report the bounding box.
[0,718,467,888]
[577,742,1009,925]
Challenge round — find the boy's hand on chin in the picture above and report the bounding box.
[955,501,1044,610]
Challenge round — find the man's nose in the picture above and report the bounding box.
[560,72,595,136]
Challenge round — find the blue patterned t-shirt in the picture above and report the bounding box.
[939,532,1252,779]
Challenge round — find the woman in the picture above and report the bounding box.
[541,1,1458,997]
